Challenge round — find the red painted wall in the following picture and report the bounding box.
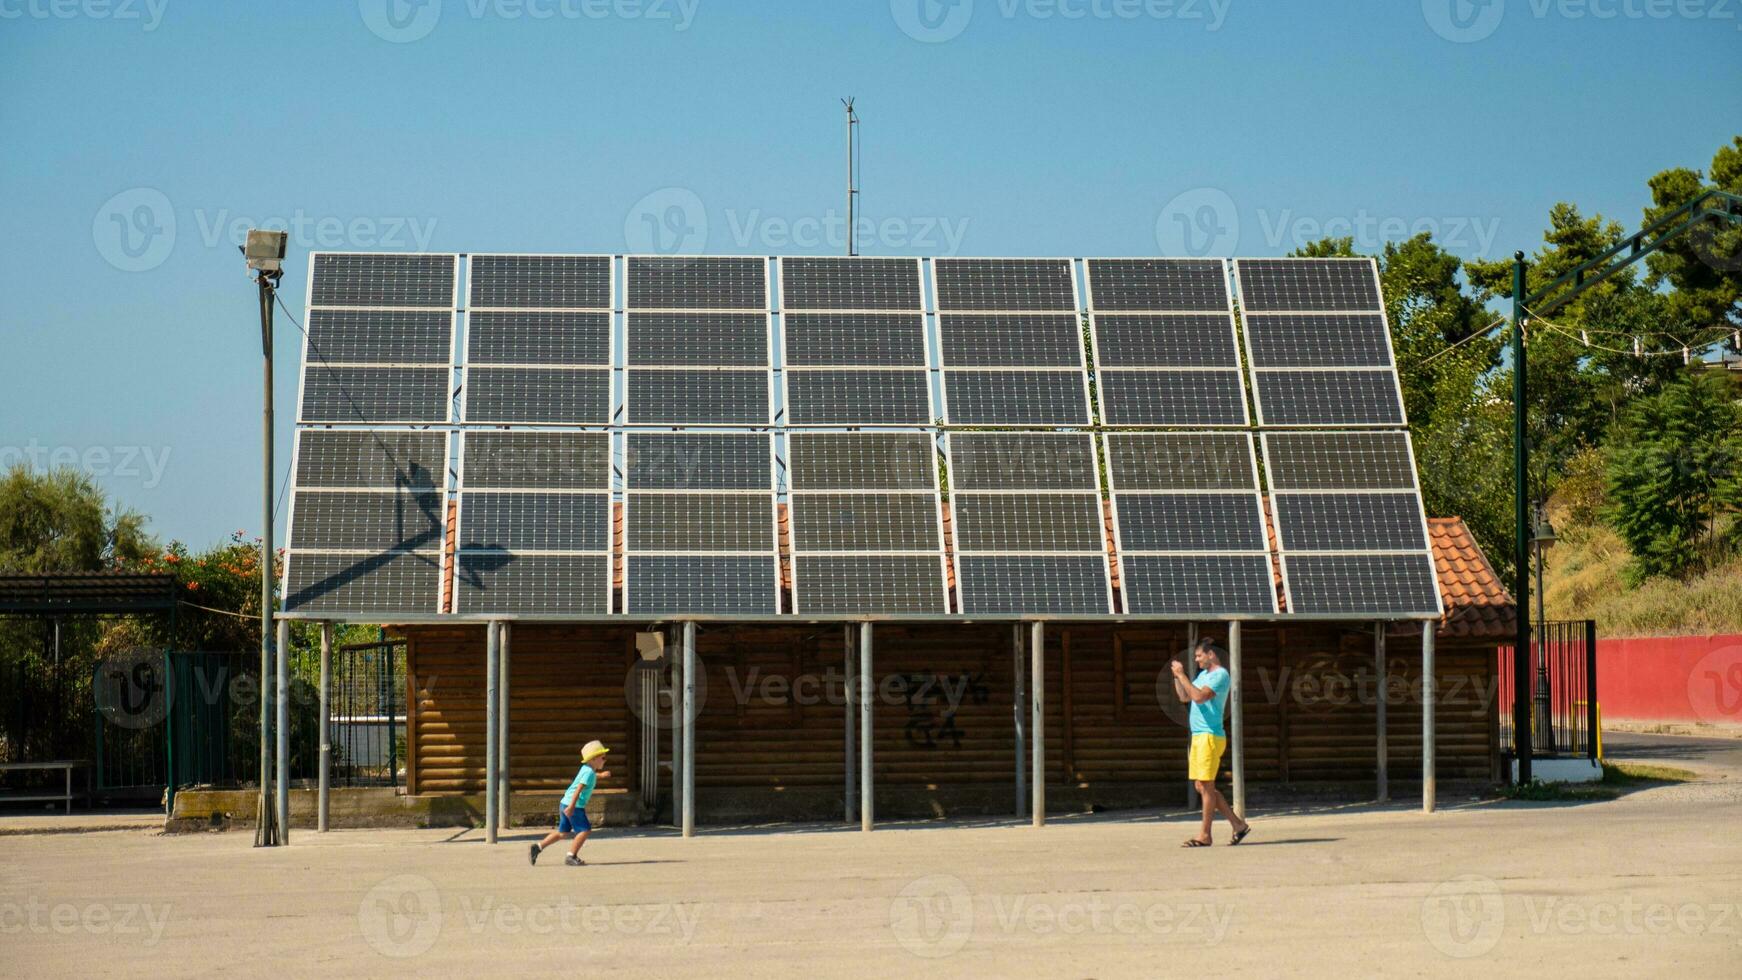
[1597,635,1742,725]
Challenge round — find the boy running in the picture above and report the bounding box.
[1170,639,1252,847]
[530,740,610,866]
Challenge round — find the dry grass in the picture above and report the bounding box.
[1543,522,1742,637]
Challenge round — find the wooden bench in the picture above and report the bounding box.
[0,761,90,814]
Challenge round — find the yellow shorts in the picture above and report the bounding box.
[1188,733,1227,782]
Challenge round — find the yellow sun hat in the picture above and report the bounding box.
[581,740,610,763]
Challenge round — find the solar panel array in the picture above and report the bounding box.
[285,251,1444,621]
[935,259,1090,425]
[779,257,932,425]
[946,433,1111,614]
[787,432,947,614]
[623,432,779,615]
[625,257,771,425]
[1085,259,1247,427]
[1105,433,1276,615]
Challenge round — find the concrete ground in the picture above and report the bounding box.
[3,734,1738,978]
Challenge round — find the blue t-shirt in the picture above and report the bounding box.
[1189,667,1230,737]
[562,765,598,809]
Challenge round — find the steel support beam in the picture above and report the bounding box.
[1375,623,1388,804]
[498,622,512,830]
[1511,252,1534,786]
[1030,621,1045,828]
[1013,623,1027,819]
[318,623,332,833]
[485,621,499,844]
[682,621,696,838]
[1229,621,1245,820]
[860,622,874,832]
[275,618,290,842]
[844,624,856,822]
[1423,625,1437,814]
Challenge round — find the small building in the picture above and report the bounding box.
[389,517,1514,825]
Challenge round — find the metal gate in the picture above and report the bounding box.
[1499,619,1599,762]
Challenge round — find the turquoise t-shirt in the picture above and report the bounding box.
[1189,667,1230,737]
[562,765,598,809]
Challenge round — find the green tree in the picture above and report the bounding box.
[1643,136,1742,341]
[1605,371,1742,583]
[0,465,155,573]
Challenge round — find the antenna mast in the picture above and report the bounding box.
[843,97,859,256]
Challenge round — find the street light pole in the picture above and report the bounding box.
[1510,251,1534,785]
[246,230,288,847]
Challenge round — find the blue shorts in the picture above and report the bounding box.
[557,807,591,834]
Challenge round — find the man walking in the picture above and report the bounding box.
[1171,638,1251,847]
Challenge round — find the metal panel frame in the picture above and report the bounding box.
[942,431,1113,613]
[1232,257,1409,429]
[1101,432,1278,615]
[620,431,782,615]
[785,430,951,615]
[933,257,1092,426]
[452,429,614,615]
[460,252,616,427]
[775,256,935,428]
[1084,258,1248,428]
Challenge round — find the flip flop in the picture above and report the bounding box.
[1230,823,1252,846]
[1181,838,1212,848]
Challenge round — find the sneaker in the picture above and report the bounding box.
[565,855,585,867]
[529,843,540,866]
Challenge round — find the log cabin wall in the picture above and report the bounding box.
[398,621,1499,815]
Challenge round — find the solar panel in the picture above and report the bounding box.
[626,369,770,425]
[623,432,778,615]
[1084,258,1245,428]
[467,312,610,365]
[454,553,611,615]
[309,253,456,308]
[787,432,946,614]
[1120,556,1277,615]
[283,551,442,614]
[454,430,611,615]
[780,256,923,311]
[464,367,610,424]
[1104,431,1276,614]
[1261,431,1441,617]
[292,430,447,490]
[1263,431,1416,491]
[307,310,452,364]
[777,258,931,427]
[1233,259,1403,427]
[1280,554,1441,615]
[281,427,451,616]
[626,255,767,310]
[938,314,1082,367]
[1251,370,1404,426]
[955,556,1110,614]
[933,258,1076,311]
[947,433,1109,614]
[1096,371,1247,426]
[628,313,769,366]
[468,254,611,310]
[783,371,932,425]
[299,366,449,424]
[941,370,1089,425]
[1235,258,1382,312]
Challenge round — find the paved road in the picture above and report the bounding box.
[1604,730,1742,775]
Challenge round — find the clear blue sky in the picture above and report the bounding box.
[2,1,1737,549]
